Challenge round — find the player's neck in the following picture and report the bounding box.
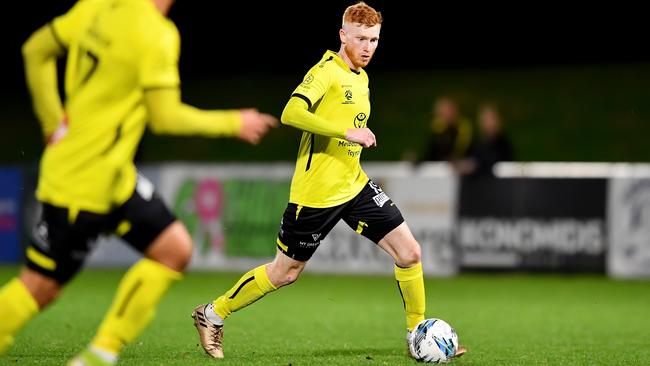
[151,0,173,15]
[338,46,360,72]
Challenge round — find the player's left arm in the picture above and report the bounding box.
[22,23,66,140]
[141,24,276,144]
[145,87,241,137]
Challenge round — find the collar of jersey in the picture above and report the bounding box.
[323,50,362,75]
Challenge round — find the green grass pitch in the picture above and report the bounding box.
[1,267,649,365]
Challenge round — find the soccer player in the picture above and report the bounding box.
[0,0,276,365]
[191,1,466,360]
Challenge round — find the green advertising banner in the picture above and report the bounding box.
[173,177,289,258]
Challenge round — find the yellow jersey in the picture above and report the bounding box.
[38,0,180,213]
[288,50,370,208]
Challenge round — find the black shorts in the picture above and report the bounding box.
[277,180,404,261]
[25,175,176,284]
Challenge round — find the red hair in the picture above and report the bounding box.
[343,2,383,27]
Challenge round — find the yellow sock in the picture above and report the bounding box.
[213,265,276,320]
[0,278,39,354]
[91,259,181,355]
[395,262,426,332]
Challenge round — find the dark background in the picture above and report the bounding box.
[8,1,648,78]
[2,1,650,163]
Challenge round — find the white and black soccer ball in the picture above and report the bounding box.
[408,318,459,363]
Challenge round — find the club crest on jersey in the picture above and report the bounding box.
[354,112,367,128]
[301,74,314,85]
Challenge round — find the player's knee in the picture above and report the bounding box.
[284,269,301,285]
[269,264,302,287]
[397,242,421,267]
[19,269,62,309]
[173,237,193,271]
[146,222,193,272]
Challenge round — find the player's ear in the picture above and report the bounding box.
[339,28,346,44]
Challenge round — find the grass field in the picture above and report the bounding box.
[1,267,649,365]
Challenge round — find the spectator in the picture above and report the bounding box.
[462,103,514,177]
[423,96,473,162]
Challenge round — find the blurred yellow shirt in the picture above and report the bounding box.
[38,0,180,213]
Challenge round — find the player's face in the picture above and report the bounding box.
[340,23,381,69]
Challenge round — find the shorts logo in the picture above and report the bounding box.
[312,233,321,241]
[368,181,389,207]
[136,175,154,201]
[373,192,390,207]
[368,180,382,194]
[32,220,50,251]
[299,241,319,248]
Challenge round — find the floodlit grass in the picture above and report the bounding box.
[1,267,649,365]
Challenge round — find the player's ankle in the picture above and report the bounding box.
[204,303,224,326]
[89,346,118,364]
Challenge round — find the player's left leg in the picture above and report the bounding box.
[81,222,190,362]
[377,222,426,332]
[70,177,191,366]
[379,223,467,358]
[346,180,466,359]
[342,180,424,332]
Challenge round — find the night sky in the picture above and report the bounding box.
[3,1,648,98]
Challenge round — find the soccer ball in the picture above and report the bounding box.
[408,318,459,363]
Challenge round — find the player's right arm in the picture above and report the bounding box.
[281,66,376,147]
[22,24,65,140]
[23,0,103,141]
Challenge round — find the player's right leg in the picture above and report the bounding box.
[0,268,50,354]
[193,202,344,358]
[1,203,105,355]
[192,249,305,358]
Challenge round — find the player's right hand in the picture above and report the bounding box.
[238,109,278,145]
[345,128,377,148]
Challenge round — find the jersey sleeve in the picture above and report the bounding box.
[50,0,103,49]
[139,22,181,89]
[290,62,332,109]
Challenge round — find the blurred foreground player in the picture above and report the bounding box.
[0,0,276,365]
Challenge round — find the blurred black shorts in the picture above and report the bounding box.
[25,175,176,284]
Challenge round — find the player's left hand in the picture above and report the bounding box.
[238,109,278,144]
[345,127,377,148]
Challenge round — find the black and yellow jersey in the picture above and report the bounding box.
[284,50,371,208]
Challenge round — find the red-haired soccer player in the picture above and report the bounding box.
[191,2,467,360]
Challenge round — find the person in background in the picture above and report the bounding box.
[423,96,473,162]
[462,103,514,178]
